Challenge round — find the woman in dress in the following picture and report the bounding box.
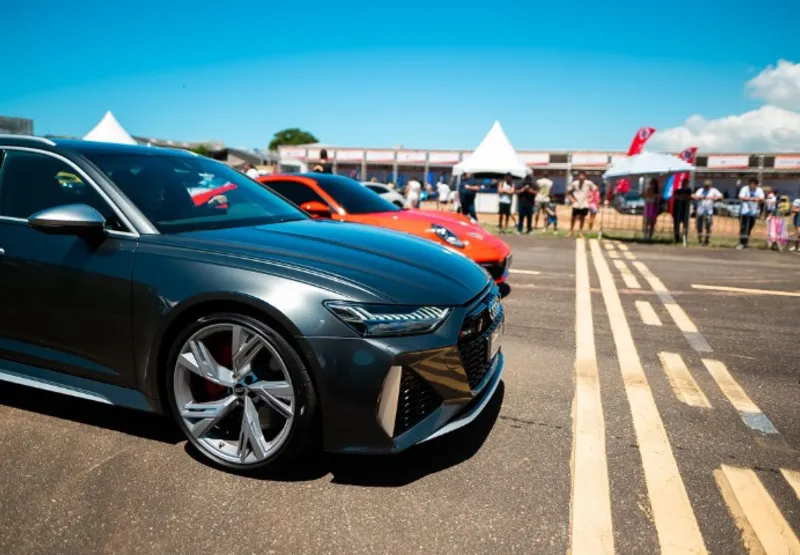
[642,178,660,241]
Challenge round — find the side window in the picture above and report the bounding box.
[367,185,386,194]
[0,150,124,230]
[266,180,327,207]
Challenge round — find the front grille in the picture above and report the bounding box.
[482,257,509,280]
[394,369,442,437]
[458,295,503,390]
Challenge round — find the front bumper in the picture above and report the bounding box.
[303,285,505,454]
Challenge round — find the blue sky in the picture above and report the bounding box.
[2,0,797,151]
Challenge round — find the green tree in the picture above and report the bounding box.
[268,128,318,151]
[191,144,211,157]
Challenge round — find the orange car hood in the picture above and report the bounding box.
[349,209,510,261]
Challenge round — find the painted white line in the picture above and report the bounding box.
[635,300,662,326]
[623,251,636,260]
[702,359,780,436]
[608,250,620,259]
[612,259,641,289]
[781,469,800,501]
[633,261,712,353]
[658,352,711,408]
[691,284,800,298]
[603,242,615,251]
[716,465,800,555]
[509,269,542,276]
[570,239,614,555]
[589,239,707,555]
[615,242,630,252]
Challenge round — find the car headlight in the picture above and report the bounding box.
[430,224,465,248]
[325,302,452,337]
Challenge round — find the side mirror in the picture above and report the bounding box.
[28,204,106,236]
[302,201,332,219]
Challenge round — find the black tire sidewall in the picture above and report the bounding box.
[165,312,318,474]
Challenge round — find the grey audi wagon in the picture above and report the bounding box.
[0,136,505,472]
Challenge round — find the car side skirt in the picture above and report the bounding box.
[0,359,158,412]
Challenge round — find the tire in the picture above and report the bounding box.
[165,312,318,474]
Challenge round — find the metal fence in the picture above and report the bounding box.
[596,198,798,249]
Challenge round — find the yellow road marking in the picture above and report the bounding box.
[608,250,620,259]
[635,300,662,326]
[570,239,614,555]
[612,259,641,289]
[633,261,712,353]
[781,469,800,500]
[691,284,800,298]
[658,352,711,408]
[509,269,542,276]
[702,359,780,435]
[717,465,800,555]
[589,239,707,555]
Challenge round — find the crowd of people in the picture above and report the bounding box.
[262,151,800,251]
[451,171,602,238]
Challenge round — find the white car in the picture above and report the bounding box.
[362,181,407,208]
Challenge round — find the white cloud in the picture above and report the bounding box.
[648,60,800,152]
[747,59,800,111]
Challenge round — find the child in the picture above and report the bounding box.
[544,201,558,232]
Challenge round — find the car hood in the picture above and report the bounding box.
[169,219,491,306]
[365,209,510,252]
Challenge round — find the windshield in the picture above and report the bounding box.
[313,175,399,214]
[85,153,307,233]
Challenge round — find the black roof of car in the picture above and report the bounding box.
[0,135,196,158]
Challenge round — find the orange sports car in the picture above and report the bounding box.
[257,173,512,284]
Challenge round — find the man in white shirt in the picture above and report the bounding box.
[692,180,722,245]
[497,173,514,234]
[566,172,597,238]
[243,163,259,179]
[534,172,554,230]
[436,179,451,211]
[737,178,765,249]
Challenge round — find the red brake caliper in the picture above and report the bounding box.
[205,341,232,399]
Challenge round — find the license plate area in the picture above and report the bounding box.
[487,324,503,362]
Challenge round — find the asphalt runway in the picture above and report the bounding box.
[1,236,798,554]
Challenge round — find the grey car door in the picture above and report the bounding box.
[0,149,137,387]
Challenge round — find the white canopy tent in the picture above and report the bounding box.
[603,151,695,179]
[453,121,531,178]
[83,111,137,145]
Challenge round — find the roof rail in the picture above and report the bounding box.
[0,134,57,146]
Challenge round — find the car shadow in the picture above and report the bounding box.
[0,381,183,444]
[2,377,503,487]
[264,381,505,487]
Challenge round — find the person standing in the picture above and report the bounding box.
[312,149,333,173]
[497,173,514,234]
[642,178,660,241]
[436,178,451,211]
[567,171,597,238]
[790,196,800,252]
[406,176,423,209]
[515,175,535,234]
[737,178,765,249]
[672,178,693,243]
[533,172,553,230]
[243,163,259,179]
[692,179,723,245]
[460,173,480,221]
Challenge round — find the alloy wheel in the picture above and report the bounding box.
[173,321,295,465]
